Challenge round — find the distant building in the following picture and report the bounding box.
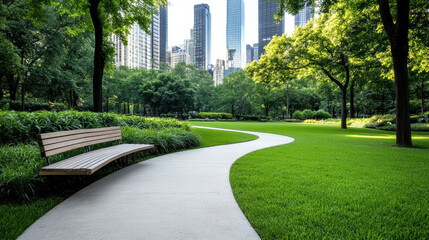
[184,29,196,65]
[258,0,284,57]
[159,4,168,65]
[225,68,240,78]
[214,59,225,86]
[226,0,245,69]
[252,43,259,61]
[166,49,171,66]
[109,24,152,69]
[294,5,314,27]
[246,44,253,64]
[110,6,168,69]
[170,46,190,68]
[194,4,211,69]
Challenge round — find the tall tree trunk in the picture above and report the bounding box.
[105,95,109,113]
[378,0,412,147]
[90,0,105,113]
[7,74,18,100]
[350,80,355,118]
[286,83,290,118]
[341,88,347,129]
[421,78,425,116]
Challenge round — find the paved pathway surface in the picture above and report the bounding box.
[19,127,294,240]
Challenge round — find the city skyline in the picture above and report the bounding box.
[168,0,295,63]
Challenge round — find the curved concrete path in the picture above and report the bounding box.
[19,127,294,240]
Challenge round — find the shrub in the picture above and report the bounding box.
[292,110,304,120]
[302,110,314,119]
[0,99,67,112]
[0,112,200,201]
[410,115,420,124]
[235,115,266,121]
[0,144,44,200]
[0,111,189,145]
[293,109,331,120]
[314,110,331,119]
[197,112,233,120]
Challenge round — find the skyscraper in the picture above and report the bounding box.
[246,44,253,64]
[294,5,313,27]
[258,0,284,57]
[214,59,225,86]
[226,0,245,69]
[159,4,168,65]
[151,12,160,69]
[110,6,167,70]
[109,23,152,69]
[170,46,190,68]
[194,4,211,69]
[252,43,259,61]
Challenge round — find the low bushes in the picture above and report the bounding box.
[0,99,67,112]
[0,110,188,145]
[0,110,199,201]
[197,112,233,120]
[303,114,429,131]
[293,109,331,120]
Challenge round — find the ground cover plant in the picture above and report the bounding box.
[0,124,258,240]
[303,114,429,131]
[191,122,429,239]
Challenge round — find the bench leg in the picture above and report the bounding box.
[45,157,51,165]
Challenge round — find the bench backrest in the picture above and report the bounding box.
[37,127,122,157]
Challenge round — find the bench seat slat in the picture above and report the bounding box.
[39,144,154,175]
[37,127,121,140]
[39,129,120,146]
[40,133,122,152]
[43,136,122,157]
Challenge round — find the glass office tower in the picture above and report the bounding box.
[159,4,168,65]
[194,4,211,69]
[226,0,245,69]
[294,5,314,27]
[258,0,284,57]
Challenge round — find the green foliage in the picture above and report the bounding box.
[121,126,200,153]
[0,99,67,112]
[0,110,198,200]
[194,122,429,239]
[0,110,188,145]
[0,144,44,201]
[0,197,63,240]
[1,123,256,240]
[293,109,331,120]
[197,112,234,120]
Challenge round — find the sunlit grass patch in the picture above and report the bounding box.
[192,121,429,239]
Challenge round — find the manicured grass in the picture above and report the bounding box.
[0,197,63,240]
[0,127,258,240]
[191,122,429,239]
[192,127,258,148]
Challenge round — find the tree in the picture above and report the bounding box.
[215,71,255,116]
[58,0,162,112]
[274,0,428,146]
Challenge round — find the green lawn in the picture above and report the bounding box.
[191,122,429,240]
[193,127,258,148]
[0,127,257,240]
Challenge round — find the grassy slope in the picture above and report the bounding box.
[0,127,257,240]
[191,122,429,240]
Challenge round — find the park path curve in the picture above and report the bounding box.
[18,126,294,240]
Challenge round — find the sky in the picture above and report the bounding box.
[167,0,295,64]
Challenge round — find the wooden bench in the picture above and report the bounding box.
[37,126,154,176]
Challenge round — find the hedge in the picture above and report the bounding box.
[0,110,199,200]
